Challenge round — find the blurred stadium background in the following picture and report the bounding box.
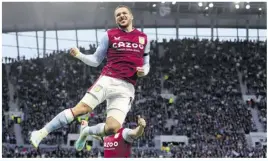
[2,1,267,158]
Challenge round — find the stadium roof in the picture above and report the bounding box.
[2,2,267,33]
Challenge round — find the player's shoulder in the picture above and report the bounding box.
[107,28,120,34]
[119,127,127,133]
[107,28,118,31]
[134,28,147,36]
[106,28,122,39]
[121,128,132,135]
[134,28,146,34]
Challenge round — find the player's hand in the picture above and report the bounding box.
[136,67,145,77]
[70,47,80,57]
[137,115,146,128]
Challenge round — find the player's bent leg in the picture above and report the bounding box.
[30,108,76,148]
[30,93,99,148]
[71,102,93,116]
[75,122,106,151]
[74,108,127,151]
[75,120,89,151]
[75,116,122,151]
[75,111,122,150]
[104,96,131,135]
[78,92,100,113]
[104,110,126,135]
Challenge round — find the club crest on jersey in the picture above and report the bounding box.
[139,37,145,45]
[94,85,103,92]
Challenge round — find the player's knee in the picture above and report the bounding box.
[72,102,92,116]
[105,117,121,135]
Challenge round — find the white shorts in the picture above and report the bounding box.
[80,75,135,125]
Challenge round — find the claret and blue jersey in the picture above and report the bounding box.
[76,27,150,85]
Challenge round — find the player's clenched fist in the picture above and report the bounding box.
[70,47,80,57]
[137,115,146,128]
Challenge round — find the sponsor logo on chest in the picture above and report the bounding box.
[104,141,119,148]
[111,36,145,51]
[112,41,144,50]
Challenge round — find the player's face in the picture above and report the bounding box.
[114,7,133,28]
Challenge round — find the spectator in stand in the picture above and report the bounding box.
[2,38,266,158]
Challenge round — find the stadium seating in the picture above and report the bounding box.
[2,38,266,158]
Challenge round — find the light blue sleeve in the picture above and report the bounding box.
[76,32,109,67]
[144,38,150,54]
[122,128,135,143]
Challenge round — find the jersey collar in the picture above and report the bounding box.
[118,26,135,33]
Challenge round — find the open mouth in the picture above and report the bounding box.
[119,17,127,23]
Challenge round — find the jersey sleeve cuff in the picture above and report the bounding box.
[75,52,83,59]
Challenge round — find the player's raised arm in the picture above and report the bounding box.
[137,40,150,77]
[70,32,109,67]
[122,115,146,143]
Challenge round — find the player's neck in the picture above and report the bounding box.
[119,25,134,33]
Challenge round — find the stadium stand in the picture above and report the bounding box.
[3,38,267,158]
[2,2,267,158]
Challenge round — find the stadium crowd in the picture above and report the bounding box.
[2,64,17,145]
[2,37,266,158]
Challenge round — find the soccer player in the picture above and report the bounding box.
[78,115,146,158]
[30,5,150,148]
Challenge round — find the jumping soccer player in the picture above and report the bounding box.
[30,5,150,148]
[78,115,146,158]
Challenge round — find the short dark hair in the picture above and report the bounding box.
[115,5,133,15]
